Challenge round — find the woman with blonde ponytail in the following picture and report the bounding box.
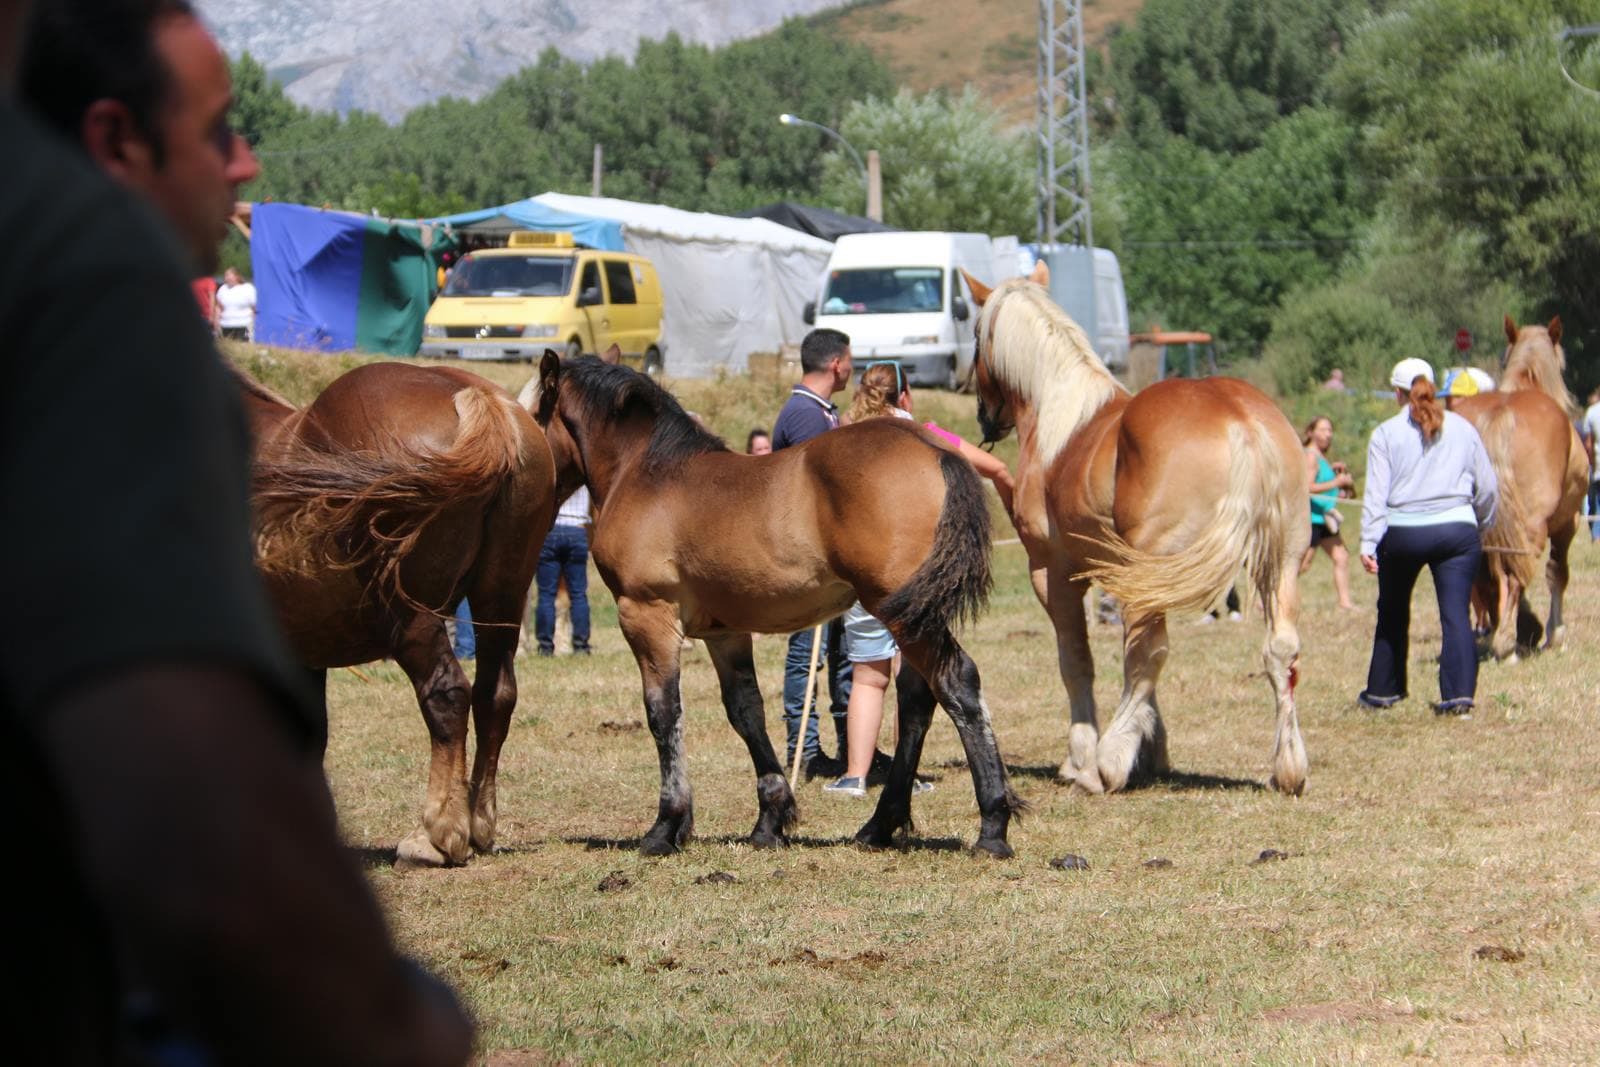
[1357,358,1499,716]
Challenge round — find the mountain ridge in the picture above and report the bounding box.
[196,0,846,121]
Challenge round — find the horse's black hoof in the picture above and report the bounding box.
[972,836,1014,860]
[639,826,686,857]
[853,821,897,851]
[749,830,788,850]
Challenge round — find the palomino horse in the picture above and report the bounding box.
[964,263,1311,795]
[1450,316,1587,660]
[519,353,1023,857]
[244,363,555,867]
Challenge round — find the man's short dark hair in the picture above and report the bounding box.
[21,0,196,163]
[800,328,850,374]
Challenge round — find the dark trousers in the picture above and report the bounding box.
[1364,522,1481,706]
[782,619,852,764]
[1588,481,1600,540]
[535,524,590,652]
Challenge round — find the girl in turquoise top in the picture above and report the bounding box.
[1300,415,1355,609]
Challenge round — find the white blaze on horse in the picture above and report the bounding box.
[965,262,1312,796]
[1450,316,1588,660]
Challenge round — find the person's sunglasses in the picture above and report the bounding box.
[862,360,905,397]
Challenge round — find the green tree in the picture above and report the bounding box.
[1099,0,1378,153]
[819,89,1033,235]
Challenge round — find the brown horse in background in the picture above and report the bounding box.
[243,363,556,867]
[965,263,1311,796]
[1450,316,1587,660]
[520,353,1023,857]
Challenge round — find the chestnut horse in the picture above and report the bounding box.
[964,263,1311,795]
[243,363,555,867]
[519,354,1023,857]
[1450,316,1587,660]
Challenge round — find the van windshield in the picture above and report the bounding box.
[820,268,943,315]
[443,256,574,298]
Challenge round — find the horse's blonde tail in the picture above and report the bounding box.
[254,384,526,608]
[1476,405,1538,587]
[1079,420,1294,620]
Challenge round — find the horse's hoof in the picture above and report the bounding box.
[395,829,456,870]
[639,834,682,857]
[853,821,899,851]
[749,830,788,851]
[1268,774,1306,797]
[971,837,1014,860]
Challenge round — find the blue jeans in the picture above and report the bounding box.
[782,618,852,764]
[1364,522,1481,706]
[453,597,475,660]
[535,524,590,653]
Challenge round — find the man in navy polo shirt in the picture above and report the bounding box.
[772,328,854,777]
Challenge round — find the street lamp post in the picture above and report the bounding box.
[779,112,881,221]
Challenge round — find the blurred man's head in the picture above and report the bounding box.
[22,0,258,273]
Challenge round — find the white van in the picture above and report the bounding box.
[803,232,998,389]
[1027,244,1131,370]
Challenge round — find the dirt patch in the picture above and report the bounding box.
[1473,945,1526,963]
[1252,849,1291,865]
[598,720,643,734]
[596,870,631,892]
[770,948,890,972]
[695,871,738,885]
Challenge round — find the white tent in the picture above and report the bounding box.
[533,193,834,379]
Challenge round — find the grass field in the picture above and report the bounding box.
[233,346,1599,1063]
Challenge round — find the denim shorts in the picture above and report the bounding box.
[843,601,897,663]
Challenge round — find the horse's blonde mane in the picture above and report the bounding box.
[980,280,1127,464]
[1502,328,1578,415]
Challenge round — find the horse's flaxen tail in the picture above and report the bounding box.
[1475,404,1538,587]
[875,447,993,647]
[254,384,526,607]
[1081,419,1296,621]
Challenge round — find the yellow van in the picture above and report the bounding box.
[420,232,666,373]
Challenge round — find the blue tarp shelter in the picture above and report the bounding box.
[251,202,446,354]
[427,199,625,251]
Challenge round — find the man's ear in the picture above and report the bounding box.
[80,99,157,185]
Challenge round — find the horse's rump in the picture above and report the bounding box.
[1457,392,1576,587]
[254,380,534,612]
[873,444,993,647]
[1076,384,1304,620]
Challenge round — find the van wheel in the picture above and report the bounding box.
[565,338,583,361]
[643,346,663,377]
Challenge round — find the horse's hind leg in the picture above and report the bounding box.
[462,593,529,854]
[855,659,938,852]
[704,633,796,849]
[393,619,474,868]
[870,633,1021,858]
[617,597,694,856]
[1097,611,1169,793]
[1543,520,1575,651]
[1491,563,1522,663]
[1261,564,1306,796]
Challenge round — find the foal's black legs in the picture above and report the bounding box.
[705,633,797,849]
[617,597,693,856]
[858,632,1020,858]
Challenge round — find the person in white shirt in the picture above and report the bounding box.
[1582,387,1600,542]
[533,485,592,655]
[1358,357,1498,716]
[213,266,256,341]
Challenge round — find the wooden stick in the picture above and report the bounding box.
[788,624,826,787]
[343,665,374,683]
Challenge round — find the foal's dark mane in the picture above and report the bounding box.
[562,356,730,471]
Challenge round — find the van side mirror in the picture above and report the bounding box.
[952,296,970,322]
[578,286,602,307]
[802,300,816,325]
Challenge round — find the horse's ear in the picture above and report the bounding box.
[1028,259,1050,287]
[961,268,993,307]
[1547,315,1562,346]
[534,349,561,424]
[601,343,621,365]
[1504,314,1519,346]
